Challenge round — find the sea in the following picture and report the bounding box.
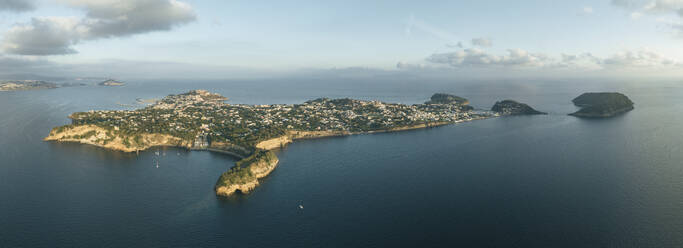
[1,78,683,247]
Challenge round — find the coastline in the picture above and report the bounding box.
[44,117,493,197]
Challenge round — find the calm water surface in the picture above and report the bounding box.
[1,78,683,247]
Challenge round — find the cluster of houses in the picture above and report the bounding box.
[69,90,491,145]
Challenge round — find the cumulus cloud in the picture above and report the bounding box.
[1,0,196,55]
[2,17,84,55]
[603,49,677,66]
[0,0,34,12]
[556,53,603,70]
[427,48,551,67]
[424,48,678,71]
[62,0,196,39]
[471,38,492,47]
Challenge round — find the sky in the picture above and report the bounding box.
[1,0,683,80]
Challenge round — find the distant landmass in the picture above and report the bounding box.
[491,100,546,115]
[98,79,125,86]
[569,92,634,118]
[425,93,474,111]
[425,93,469,105]
[0,80,58,92]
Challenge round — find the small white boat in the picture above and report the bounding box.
[299,205,304,209]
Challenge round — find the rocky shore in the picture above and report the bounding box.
[44,124,191,152]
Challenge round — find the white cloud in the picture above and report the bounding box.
[612,0,683,16]
[612,0,683,12]
[583,6,594,14]
[426,48,551,67]
[1,0,196,55]
[424,48,679,70]
[471,38,492,47]
[556,53,603,70]
[603,48,677,66]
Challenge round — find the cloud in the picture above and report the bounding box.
[426,48,551,67]
[556,53,603,70]
[424,48,679,70]
[1,0,196,55]
[603,49,677,66]
[471,38,492,47]
[61,0,196,39]
[0,0,34,12]
[2,17,83,55]
[612,0,683,15]
[583,6,594,14]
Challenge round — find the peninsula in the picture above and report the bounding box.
[0,80,58,92]
[45,90,497,196]
[569,92,634,118]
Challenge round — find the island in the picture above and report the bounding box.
[569,92,634,118]
[0,80,58,91]
[45,90,501,196]
[491,100,546,115]
[98,79,125,86]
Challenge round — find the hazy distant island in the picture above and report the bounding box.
[491,100,546,115]
[425,93,470,106]
[0,80,58,92]
[98,79,125,86]
[44,91,535,196]
[569,92,634,118]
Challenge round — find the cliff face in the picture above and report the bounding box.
[215,151,279,196]
[44,124,190,152]
[216,181,259,196]
[255,130,351,150]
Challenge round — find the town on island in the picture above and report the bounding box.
[43,90,632,196]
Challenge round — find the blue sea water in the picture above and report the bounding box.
[1,78,683,247]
